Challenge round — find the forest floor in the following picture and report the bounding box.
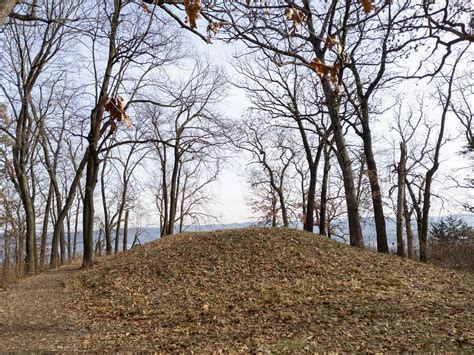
[68,228,474,352]
[0,263,87,351]
[1,228,473,352]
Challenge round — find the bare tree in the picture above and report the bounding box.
[393,50,467,261]
[141,61,228,236]
[237,118,301,228]
[0,0,83,273]
[233,55,332,233]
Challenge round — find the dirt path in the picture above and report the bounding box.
[0,264,87,352]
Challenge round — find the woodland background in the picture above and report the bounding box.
[0,0,473,281]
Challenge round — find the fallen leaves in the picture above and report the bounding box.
[66,228,474,352]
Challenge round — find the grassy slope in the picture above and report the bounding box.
[67,228,473,352]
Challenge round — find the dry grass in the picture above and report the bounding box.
[429,242,474,273]
[67,227,474,352]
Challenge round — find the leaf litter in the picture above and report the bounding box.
[65,227,474,352]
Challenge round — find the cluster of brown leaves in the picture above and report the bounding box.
[207,21,228,43]
[309,58,341,85]
[361,0,373,14]
[104,96,132,131]
[66,228,474,352]
[184,0,201,29]
[308,34,345,85]
[284,7,307,33]
[141,2,150,13]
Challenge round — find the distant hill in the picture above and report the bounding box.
[67,228,474,352]
[116,214,474,251]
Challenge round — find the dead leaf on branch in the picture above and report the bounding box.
[326,35,345,58]
[309,58,340,85]
[104,96,132,130]
[141,2,150,13]
[327,35,337,49]
[206,21,228,43]
[284,7,307,33]
[361,0,373,14]
[184,0,201,29]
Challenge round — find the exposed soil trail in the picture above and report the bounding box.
[0,264,86,351]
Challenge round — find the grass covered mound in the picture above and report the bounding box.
[67,228,474,352]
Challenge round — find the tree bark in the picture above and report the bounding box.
[114,213,121,254]
[361,123,389,253]
[404,196,415,259]
[304,142,323,232]
[321,79,364,248]
[82,148,99,268]
[73,194,80,260]
[277,188,289,228]
[295,118,323,233]
[123,209,129,252]
[166,142,181,236]
[271,194,277,227]
[12,133,36,273]
[396,142,406,256]
[66,209,72,262]
[100,157,113,255]
[319,146,331,236]
[40,183,53,269]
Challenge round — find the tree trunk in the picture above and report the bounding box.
[17,231,24,273]
[360,116,389,253]
[115,214,121,254]
[50,154,87,268]
[18,174,36,274]
[82,0,121,267]
[304,143,323,232]
[73,197,80,260]
[66,210,72,262]
[166,146,181,236]
[396,142,406,257]
[276,188,289,227]
[40,183,53,269]
[59,225,66,265]
[123,209,129,252]
[160,152,169,237]
[404,197,415,259]
[100,158,113,255]
[13,100,36,274]
[296,117,323,233]
[321,80,364,248]
[271,194,277,227]
[95,229,103,256]
[82,149,99,268]
[319,146,331,236]
[3,228,10,277]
